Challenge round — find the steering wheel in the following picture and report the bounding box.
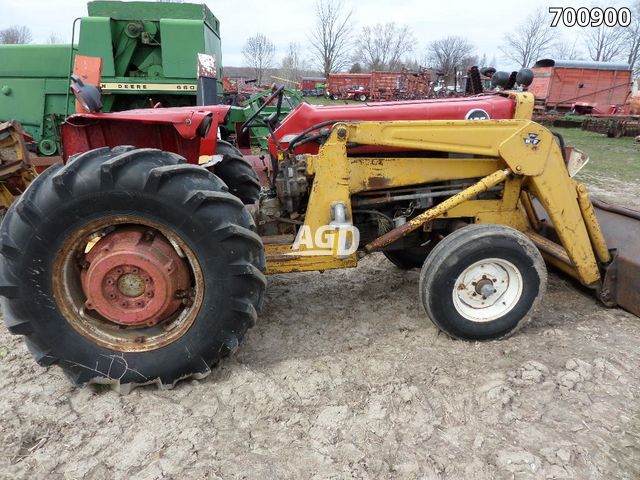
[241,85,285,133]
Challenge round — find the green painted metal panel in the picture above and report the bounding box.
[204,24,223,82]
[0,45,71,77]
[160,19,204,79]
[78,17,116,76]
[87,1,221,34]
[0,79,45,130]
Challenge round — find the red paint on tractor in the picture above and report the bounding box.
[269,93,517,156]
[62,104,231,162]
[61,93,518,167]
[81,227,190,326]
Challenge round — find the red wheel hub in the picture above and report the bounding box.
[81,227,190,326]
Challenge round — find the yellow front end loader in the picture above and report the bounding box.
[1,92,639,391]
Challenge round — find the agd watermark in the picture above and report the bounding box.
[288,224,360,258]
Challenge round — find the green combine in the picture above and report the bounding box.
[0,1,222,156]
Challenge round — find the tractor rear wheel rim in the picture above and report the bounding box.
[52,216,204,352]
[452,258,523,322]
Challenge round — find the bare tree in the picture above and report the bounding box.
[0,25,32,44]
[625,1,640,74]
[357,22,415,71]
[551,35,583,60]
[242,33,275,85]
[309,0,353,77]
[500,8,554,67]
[281,42,305,82]
[426,36,475,84]
[582,24,625,62]
[46,32,63,44]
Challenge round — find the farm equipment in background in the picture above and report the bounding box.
[222,87,305,151]
[325,73,372,100]
[325,69,433,102]
[0,121,37,213]
[529,59,632,113]
[369,69,432,101]
[529,59,638,138]
[300,77,326,96]
[0,1,223,157]
[2,68,640,393]
[222,77,264,105]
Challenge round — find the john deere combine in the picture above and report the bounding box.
[0,1,222,156]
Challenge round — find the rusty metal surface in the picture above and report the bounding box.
[592,200,640,317]
[52,216,204,352]
[534,197,640,317]
[0,120,31,177]
[365,169,510,252]
[197,53,217,79]
[81,227,190,327]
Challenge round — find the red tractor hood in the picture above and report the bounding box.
[271,93,517,156]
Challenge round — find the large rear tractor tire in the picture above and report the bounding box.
[212,139,261,205]
[419,224,546,340]
[0,147,266,392]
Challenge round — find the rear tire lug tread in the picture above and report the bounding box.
[230,298,258,326]
[100,148,167,188]
[212,223,263,249]
[0,231,20,260]
[25,338,58,366]
[4,314,32,334]
[212,143,261,204]
[15,199,43,228]
[184,190,245,212]
[145,164,221,193]
[65,147,111,166]
[228,262,267,287]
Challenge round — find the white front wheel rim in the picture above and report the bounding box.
[452,258,523,322]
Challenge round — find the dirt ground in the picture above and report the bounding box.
[1,135,640,479]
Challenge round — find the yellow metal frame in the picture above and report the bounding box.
[263,93,603,287]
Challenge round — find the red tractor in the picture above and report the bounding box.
[5,73,638,392]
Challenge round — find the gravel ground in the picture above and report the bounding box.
[1,253,639,479]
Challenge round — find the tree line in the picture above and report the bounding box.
[2,0,639,86]
[242,0,640,85]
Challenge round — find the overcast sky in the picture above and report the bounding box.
[0,0,634,71]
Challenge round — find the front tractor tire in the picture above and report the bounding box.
[419,224,546,340]
[0,147,266,391]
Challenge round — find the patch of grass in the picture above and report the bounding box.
[551,127,640,186]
